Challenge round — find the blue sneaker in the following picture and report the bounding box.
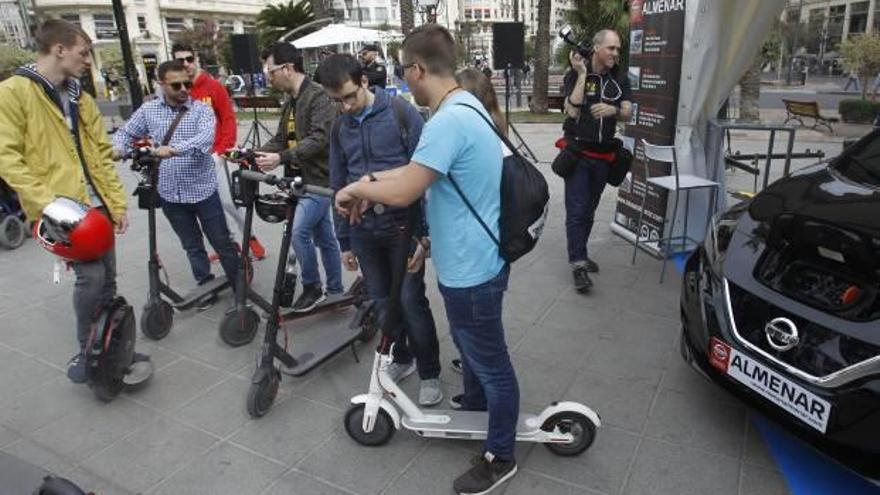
[66,353,86,384]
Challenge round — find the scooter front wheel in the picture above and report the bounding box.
[541,411,597,457]
[246,368,280,418]
[140,300,173,340]
[344,403,395,446]
[0,215,25,249]
[219,306,260,347]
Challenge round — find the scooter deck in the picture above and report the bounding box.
[402,410,543,440]
[0,451,85,493]
[278,292,358,320]
[169,276,231,310]
[278,307,364,377]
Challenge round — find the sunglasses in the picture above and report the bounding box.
[168,81,193,91]
[175,55,195,63]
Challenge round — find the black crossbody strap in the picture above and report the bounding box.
[161,108,189,146]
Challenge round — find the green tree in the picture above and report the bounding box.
[257,0,316,50]
[840,32,880,100]
[562,0,630,67]
[0,45,36,80]
[173,20,225,71]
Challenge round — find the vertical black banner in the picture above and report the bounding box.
[614,0,686,248]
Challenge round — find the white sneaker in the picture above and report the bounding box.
[386,361,416,383]
[419,378,443,406]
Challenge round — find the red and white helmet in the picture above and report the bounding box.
[34,197,114,262]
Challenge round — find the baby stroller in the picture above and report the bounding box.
[0,178,27,249]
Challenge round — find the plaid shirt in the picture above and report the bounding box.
[113,97,216,203]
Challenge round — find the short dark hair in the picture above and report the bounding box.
[35,19,90,55]
[262,42,305,73]
[317,54,364,90]
[158,59,187,81]
[171,42,194,55]
[402,24,456,76]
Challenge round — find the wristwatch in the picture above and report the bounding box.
[367,172,378,182]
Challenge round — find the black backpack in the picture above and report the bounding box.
[449,103,550,263]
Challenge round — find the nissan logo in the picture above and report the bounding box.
[765,317,799,352]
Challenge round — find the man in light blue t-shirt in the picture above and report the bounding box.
[334,24,519,495]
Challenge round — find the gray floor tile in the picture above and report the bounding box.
[68,467,137,495]
[523,425,639,494]
[149,442,286,495]
[742,416,778,469]
[151,311,225,355]
[509,354,580,407]
[230,395,339,465]
[739,463,791,495]
[132,358,227,413]
[582,337,672,382]
[660,350,743,407]
[512,323,600,369]
[564,371,659,433]
[0,306,72,357]
[80,417,217,494]
[0,346,59,399]
[623,438,740,495]
[2,438,80,483]
[643,388,747,460]
[0,425,20,449]
[297,431,425,495]
[28,398,154,460]
[0,376,95,434]
[188,334,262,373]
[505,470,602,495]
[375,442,474,495]
[262,468,354,495]
[171,375,255,438]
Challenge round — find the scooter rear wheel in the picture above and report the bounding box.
[246,368,280,418]
[541,411,596,456]
[344,403,395,446]
[141,300,173,340]
[0,215,25,249]
[219,306,260,347]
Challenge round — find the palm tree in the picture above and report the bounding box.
[530,0,551,112]
[257,0,316,49]
[400,0,415,35]
[564,0,629,66]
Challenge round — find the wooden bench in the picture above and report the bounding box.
[782,99,839,133]
[527,94,566,112]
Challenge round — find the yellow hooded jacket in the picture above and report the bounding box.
[0,74,127,223]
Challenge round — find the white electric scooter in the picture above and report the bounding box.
[343,226,601,456]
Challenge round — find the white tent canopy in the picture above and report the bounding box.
[290,24,402,50]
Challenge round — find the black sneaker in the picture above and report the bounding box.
[292,283,326,313]
[573,266,593,293]
[449,394,487,412]
[453,452,518,495]
[451,358,463,374]
[585,257,600,273]
[66,353,87,384]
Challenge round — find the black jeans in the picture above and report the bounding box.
[565,155,609,263]
[351,229,440,380]
[161,192,239,291]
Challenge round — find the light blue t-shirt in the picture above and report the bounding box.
[412,90,505,288]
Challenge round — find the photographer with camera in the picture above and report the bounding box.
[560,29,632,293]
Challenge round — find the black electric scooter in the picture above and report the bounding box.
[217,151,375,348]
[129,142,239,340]
[230,169,378,418]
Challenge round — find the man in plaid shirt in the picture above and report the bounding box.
[114,60,240,306]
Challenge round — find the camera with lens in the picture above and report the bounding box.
[558,25,591,59]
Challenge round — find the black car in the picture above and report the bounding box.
[680,130,880,482]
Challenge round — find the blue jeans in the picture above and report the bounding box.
[290,194,343,294]
[351,230,440,379]
[440,265,518,460]
[161,192,239,291]
[565,155,609,263]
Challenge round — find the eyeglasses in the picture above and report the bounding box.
[175,55,195,64]
[168,81,193,91]
[330,86,362,105]
[266,63,289,74]
[400,63,418,72]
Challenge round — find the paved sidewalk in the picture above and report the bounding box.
[0,122,808,495]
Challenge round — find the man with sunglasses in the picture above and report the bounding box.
[318,53,443,405]
[562,29,632,293]
[113,60,240,306]
[171,43,267,261]
[256,42,342,314]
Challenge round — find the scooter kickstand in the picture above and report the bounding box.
[349,342,360,363]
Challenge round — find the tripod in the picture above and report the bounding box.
[234,81,280,149]
[240,105,275,148]
[503,63,538,162]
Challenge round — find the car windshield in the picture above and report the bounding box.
[834,133,880,187]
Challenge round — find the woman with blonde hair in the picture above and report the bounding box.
[455,67,508,137]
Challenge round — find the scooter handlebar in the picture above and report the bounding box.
[237,170,334,198]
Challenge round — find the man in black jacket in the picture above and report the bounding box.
[256,42,343,313]
[562,29,632,293]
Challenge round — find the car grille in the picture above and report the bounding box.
[726,281,880,381]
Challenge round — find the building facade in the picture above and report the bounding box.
[786,0,880,59]
[31,0,265,92]
[0,0,31,47]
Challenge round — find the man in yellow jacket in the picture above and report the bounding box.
[0,20,148,383]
